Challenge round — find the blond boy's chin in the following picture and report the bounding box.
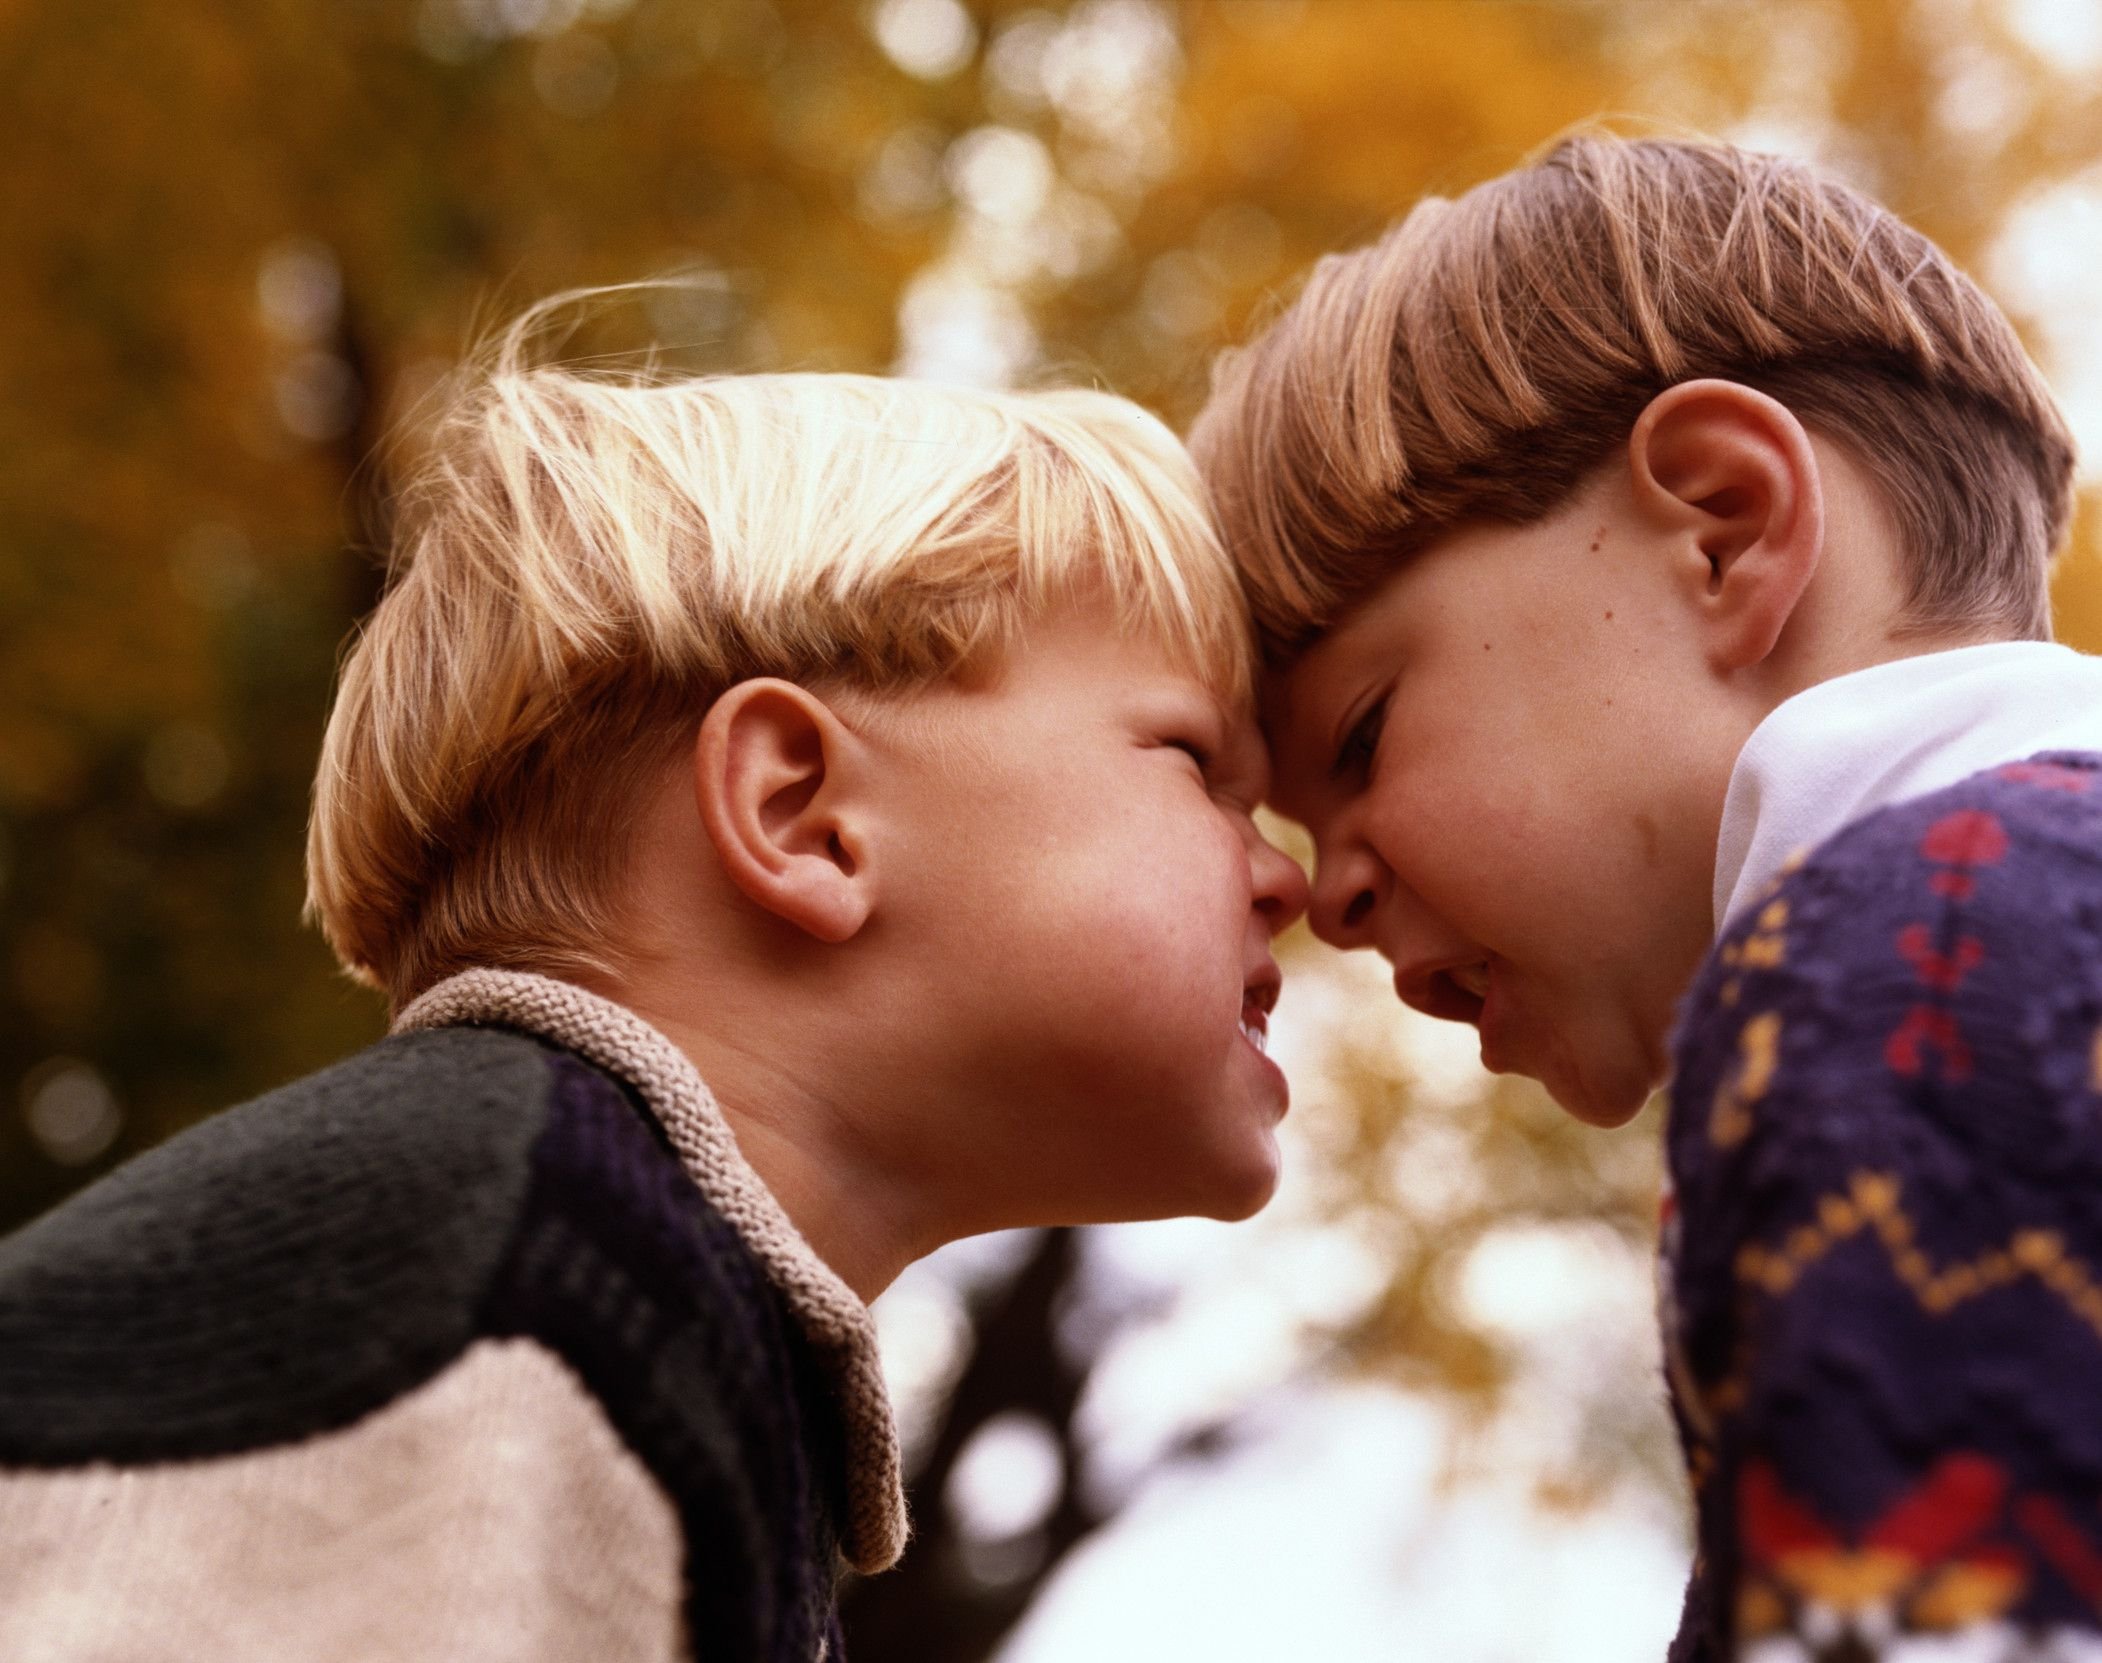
[1204,1155,1283,1224]
[1178,1042,1291,1222]
[1178,1124,1284,1226]
[1036,1068,1288,1233]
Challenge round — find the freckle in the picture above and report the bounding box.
[1604,610,1615,621]
[1482,641,1491,652]
[1636,812,1660,867]
[1589,523,1606,554]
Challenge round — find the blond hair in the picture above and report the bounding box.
[309,293,1250,1008]
[1191,132,2078,659]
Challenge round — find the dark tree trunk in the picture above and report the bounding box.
[841,1228,1107,1663]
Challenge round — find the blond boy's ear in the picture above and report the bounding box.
[694,680,874,944]
[1627,379,1827,673]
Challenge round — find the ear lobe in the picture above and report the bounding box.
[1627,379,1826,672]
[695,679,873,944]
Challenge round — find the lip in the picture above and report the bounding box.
[1242,961,1282,1022]
[1239,961,1289,1108]
[1392,955,1488,1026]
[1475,972,1514,1074]
[1393,956,1519,1070]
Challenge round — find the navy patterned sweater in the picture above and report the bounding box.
[0,972,905,1661]
[1664,753,2102,1662]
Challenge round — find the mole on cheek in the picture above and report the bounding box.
[1635,812,1661,867]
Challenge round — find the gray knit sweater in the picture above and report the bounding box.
[0,971,905,1661]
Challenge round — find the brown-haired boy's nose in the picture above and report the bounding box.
[1307,841,1383,950]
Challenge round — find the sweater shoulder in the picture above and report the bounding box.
[0,1026,558,1462]
[1673,750,2102,1199]
[1788,750,2102,916]
[1697,750,2102,1013]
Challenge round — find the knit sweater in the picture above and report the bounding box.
[1663,753,2102,1663]
[0,969,906,1661]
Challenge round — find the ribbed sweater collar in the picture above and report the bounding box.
[393,968,907,1574]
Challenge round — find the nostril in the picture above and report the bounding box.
[1341,889,1375,930]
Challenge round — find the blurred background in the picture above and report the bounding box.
[5,0,2102,1656]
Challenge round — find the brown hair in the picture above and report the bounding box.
[1190,132,2078,660]
[309,290,1251,1011]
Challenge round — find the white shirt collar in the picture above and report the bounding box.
[1714,640,2102,931]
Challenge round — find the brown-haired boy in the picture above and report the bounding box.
[1194,135,2102,1661]
[0,311,1307,1658]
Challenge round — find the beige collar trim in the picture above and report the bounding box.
[393,968,907,1574]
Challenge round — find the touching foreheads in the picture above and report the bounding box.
[1190,132,2077,664]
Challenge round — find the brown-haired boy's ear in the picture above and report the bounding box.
[694,680,874,944]
[1627,379,1827,673]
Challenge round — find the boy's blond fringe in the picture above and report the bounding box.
[309,286,1252,1009]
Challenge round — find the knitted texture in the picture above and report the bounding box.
[0,1338,685,1662]
[0,1028,542,1462]
[482,1049,846,1660]
[0,1009,895,1656]
[395,969,907,1574]
[1663,752,2102,1663]
[0,1013,884,1660]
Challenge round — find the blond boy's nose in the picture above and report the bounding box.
[1253,835,1312,935]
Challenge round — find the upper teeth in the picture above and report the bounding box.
[1450,963,1490,998]
[1239,1018,1268,1054]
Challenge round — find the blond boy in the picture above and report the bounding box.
[1195,136,2102,1661]
[0,303,1306,1660]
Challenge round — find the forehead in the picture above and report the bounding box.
[1259,512,1545,739]
[999,605,1229,700]
[1254,535,1481,819]
[1020,610,1274,781]
[1261,567,1413,746]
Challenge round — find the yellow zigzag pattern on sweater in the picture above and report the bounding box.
[1710,1170,2102,1413]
